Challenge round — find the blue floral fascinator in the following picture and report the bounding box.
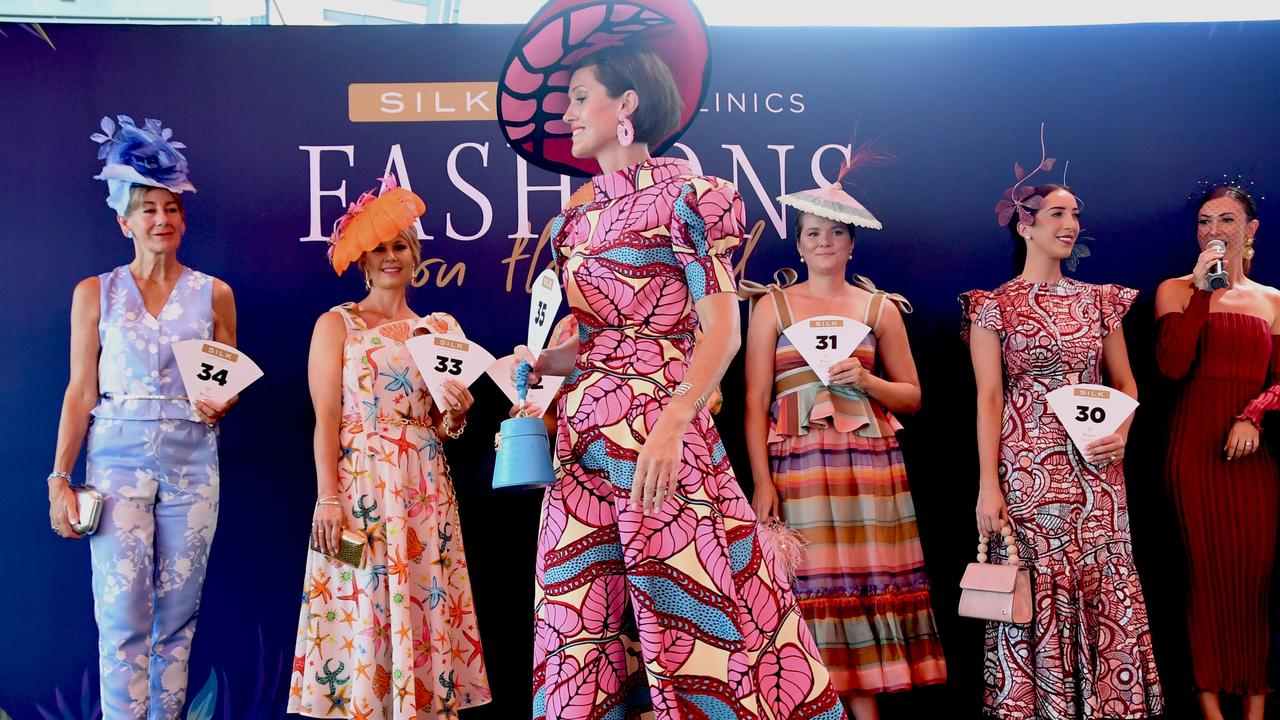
[90,115,195,215]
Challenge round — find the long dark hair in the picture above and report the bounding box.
[1006,183,1075,272]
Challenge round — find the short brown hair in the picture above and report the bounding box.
[576,45,682,146]
[125,185,184,217]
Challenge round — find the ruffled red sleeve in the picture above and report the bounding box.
[1098,284,1138,336]
[1238,340,1280,427]
[1155,287,1212,381]
[958,289,1003,346]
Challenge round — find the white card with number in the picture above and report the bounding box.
[1046,384,1139,457]
[527,267,563,358]
[172,340,264,404]
[406,333,496,412]
[486,354,566,417]
[782,315,871,385]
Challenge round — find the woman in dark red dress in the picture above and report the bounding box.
[1155,184,1278,720]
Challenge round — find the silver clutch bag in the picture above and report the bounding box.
[72,486,105,535]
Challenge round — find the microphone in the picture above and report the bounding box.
[1205,239,1230,290]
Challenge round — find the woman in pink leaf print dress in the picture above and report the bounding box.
[496,1,844,718]
[960,160,1163,718]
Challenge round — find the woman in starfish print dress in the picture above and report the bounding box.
[288,215,490,717]
[511,42,845,720]
[960,183,1162,719]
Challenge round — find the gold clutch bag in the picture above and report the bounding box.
[310,528,367,568]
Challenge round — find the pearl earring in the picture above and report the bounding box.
[799,256,806,264]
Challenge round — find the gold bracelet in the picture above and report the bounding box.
[441,415,466,440]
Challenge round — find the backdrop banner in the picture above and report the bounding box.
[3,20,1278,719]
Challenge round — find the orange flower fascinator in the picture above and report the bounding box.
[328,175,426,275]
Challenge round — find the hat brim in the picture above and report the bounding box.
[778,186,883,231]
[497,0,711,178]
[94,164,196,194]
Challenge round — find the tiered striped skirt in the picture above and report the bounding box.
[770,425,947,695]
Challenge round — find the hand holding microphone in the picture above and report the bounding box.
[1195,240,1230,290]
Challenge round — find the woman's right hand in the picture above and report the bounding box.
[1192,243,1227,290]
[48,478,82,539]
[311,502,345,557]
[752,479,780,522]
[975,484,1008,537]
[513,345,544,388]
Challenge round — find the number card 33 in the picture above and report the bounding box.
[406,333,495,413]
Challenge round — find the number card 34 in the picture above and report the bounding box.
[172,340,264,405]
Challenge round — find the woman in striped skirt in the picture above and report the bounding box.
[744,191,947,720]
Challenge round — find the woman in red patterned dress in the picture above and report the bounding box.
[1155,185,1277,720]
[960,180,1163,720]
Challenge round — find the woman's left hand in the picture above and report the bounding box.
[1226,419,1261,460]
[828,358,869,390]
[1084,433,1126,465]
[194,395,236,425]
[440,379,474,421]
[631,410,687,515]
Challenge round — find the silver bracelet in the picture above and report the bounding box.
[671,382,707,413]
[47,470,72,483]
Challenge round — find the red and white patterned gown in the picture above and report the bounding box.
[959,277,1163,720]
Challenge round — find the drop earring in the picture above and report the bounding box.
[616,116,634,147]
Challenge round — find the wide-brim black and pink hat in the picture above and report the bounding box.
[497,0,712,178]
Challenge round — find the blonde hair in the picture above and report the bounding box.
[357,226,422,275]
[124,185,184,217]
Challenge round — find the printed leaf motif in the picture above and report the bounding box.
[610,181,680,239]
[621,500,698,564]
[561,463,614,528]
[757,643,814,720]
[695,516,735,595]
[544,600,584,638]
[634,275,687,333]
[662,629,695,672]
[570,375,634,429]
[738,575,781,647]
[728,650,754,698]
[596,643,628,695]
[585,330,635,370]
[632,338,666,375]
[546,654,598,720]
[581,574,624,635]
[576,260,634,325]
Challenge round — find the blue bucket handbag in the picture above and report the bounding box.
[492,361,556,490]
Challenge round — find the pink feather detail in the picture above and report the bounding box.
[757,519,807,584]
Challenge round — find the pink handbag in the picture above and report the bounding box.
[958,525,1032,624]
